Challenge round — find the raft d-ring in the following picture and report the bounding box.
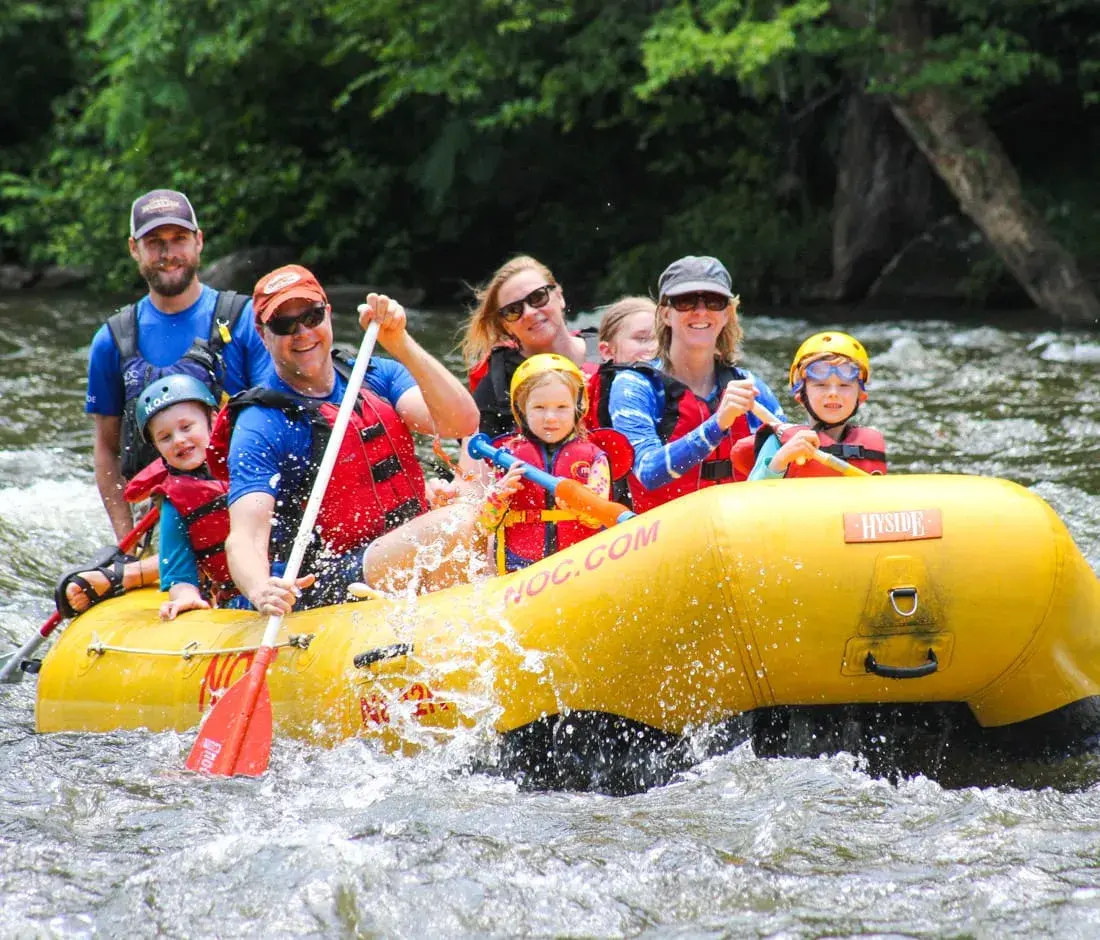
[889,586,919,617]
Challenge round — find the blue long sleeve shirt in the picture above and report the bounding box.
[607,360,784,490]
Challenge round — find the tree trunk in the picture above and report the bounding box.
[827,89,935,301]
[837,0,1100,326]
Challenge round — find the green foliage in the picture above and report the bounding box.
[1,0,1099,302]
[638,0,831,97]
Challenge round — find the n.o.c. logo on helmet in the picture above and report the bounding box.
[145,392,174,411]
[263,271,302,294]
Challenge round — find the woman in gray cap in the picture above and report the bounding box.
[606,255,784,514]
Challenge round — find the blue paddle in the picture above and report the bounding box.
[467,433,635,528]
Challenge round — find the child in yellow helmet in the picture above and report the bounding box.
[742,331,887,479]
[476,353,631,573]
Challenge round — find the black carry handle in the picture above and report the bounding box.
[353,643,413,669]
[865,648,938,679]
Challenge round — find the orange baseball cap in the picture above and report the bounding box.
[252,264,328,323]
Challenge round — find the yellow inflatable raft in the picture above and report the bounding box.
[36,475,1100,784]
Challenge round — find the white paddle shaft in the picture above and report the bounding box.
[257,321,381,648]
[750,401,869,478]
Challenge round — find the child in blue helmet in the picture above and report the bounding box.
[59,374,242,620]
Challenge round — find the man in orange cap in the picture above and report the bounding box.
[221,264,480,612]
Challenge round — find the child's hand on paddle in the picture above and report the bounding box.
[770,429,820,472]
[249,573,317,617]
[494,463,526,498]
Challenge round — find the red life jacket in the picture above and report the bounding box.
[469,329,601,435]
[207,354,429,565]
[493,434,604,572]
[731,423,887,478]
[583,359,617,432]
[623,363,751,514]
[780,423,887,477]
[124,458,238,605]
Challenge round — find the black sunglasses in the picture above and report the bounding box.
[266,304,328,336]
[664,292,729,313]
[498,284,555,323]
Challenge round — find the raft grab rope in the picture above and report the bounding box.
[86,632,315,659]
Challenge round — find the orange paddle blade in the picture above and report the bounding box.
[554,479,631,528]
[186,650,275,777]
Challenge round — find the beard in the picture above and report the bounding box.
[141,258,199,297]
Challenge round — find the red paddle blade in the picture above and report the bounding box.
[186,655,274,777]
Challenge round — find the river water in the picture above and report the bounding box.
[1,290,1098,938]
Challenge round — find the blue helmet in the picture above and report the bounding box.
[134,374,217,441]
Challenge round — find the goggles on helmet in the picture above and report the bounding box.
[801,359,862,383]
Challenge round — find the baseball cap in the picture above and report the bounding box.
[129,189,198,239]
[252,264,329,323]
[657,256,733,299]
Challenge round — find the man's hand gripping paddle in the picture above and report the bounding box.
[185,322,381,777]
[467,433,634,528]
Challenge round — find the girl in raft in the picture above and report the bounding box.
[597,296,658,364]
[738,331,887,479]
[475,353,632,574]
[59,374,244,620]
[584,295,658,430]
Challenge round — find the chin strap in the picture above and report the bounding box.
[797,392,858,432]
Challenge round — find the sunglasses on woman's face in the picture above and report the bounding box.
[498,284,555,323]
[267,304,328,336]
[802,359,862,382]
[665,292,729,313]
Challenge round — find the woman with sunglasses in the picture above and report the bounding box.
[607,255,784,514]
[461,256,600,441]
[741,331,886,479]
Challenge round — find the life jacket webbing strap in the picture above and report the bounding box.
[193,541,226,561]
[502,509,578,526]
[181,494,228,527]
[821,442,886,462]
[106,304,139,360]
[384,499,423,531]
[370,455,403,483]
[699,458,733,481]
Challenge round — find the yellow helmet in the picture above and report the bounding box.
[788,331,870,389]
[509,353,588,425]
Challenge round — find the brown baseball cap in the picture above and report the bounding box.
[252,264,328,323]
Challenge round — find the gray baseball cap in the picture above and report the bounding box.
[657,256,733,299]
[129,189,198,239]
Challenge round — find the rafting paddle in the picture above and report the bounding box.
[186,321,381,777]
[750,402,870,478]
[467,433,634,528]
[0,505,161,684]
